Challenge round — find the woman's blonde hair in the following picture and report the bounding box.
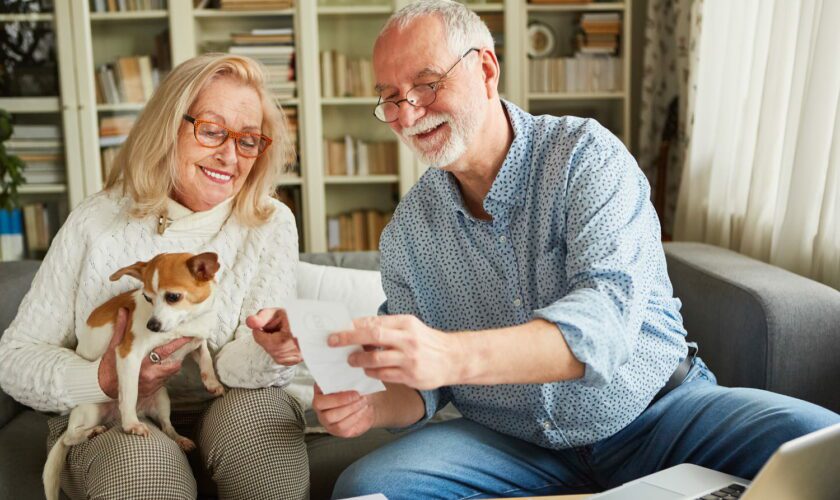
[104,53,293,226]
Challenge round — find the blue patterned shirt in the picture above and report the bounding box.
[378,100,689,449]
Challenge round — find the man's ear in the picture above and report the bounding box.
[187,252,220,282]
[110,261,147,282]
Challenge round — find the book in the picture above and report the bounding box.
[0,209,25,262]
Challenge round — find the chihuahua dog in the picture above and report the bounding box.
[43,252,224,500]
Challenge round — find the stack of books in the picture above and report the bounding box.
[282,107,300,174]
[327,209,392,252]
[229,29,296,101]
[6,124,65,185]
[90,0,167,12]
[0,209,24,262]
[529,55,622,93]
[95,55,161,105]
[576,13,621,55]
[322,137,398,177]
[319,50,375,98]
[21,203,52,255]
[99,115,135,179]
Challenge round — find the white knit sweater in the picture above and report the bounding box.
[0,189,298,413]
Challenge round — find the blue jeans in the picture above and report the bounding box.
[332,358,840,499]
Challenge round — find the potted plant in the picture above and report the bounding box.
[0,109,26,211]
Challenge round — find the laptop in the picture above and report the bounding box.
[590,422,840,500]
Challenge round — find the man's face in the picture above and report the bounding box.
[373,16,486,170]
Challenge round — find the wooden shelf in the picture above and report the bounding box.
[527,2,626,13]
[325,175,399,185]
[0,13,53,22]
[321,97,379,106]
[0,97,60,113]
[19,184,67,195]
[90,10,168,21]
[277,175,303,186]
[528,91,626,101]
[194,8,294,18]
[317,6,392,16]
[97,103,145,112]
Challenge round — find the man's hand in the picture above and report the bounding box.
[97,308,194,399]
[312,384,377,438]
[246,308,302,366]
[329,315,459,390]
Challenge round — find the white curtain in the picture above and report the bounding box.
[675,0,840,289]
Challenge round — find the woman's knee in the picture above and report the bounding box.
[199,388,308,499]
[74,424,195,500]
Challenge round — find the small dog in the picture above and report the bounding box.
[43,252,224,500]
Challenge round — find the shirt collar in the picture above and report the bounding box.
[439,99,534,223]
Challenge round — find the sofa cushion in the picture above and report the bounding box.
[0,410,49,500]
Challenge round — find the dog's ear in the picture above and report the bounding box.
[187,252,220,282]
[110,261,147,282]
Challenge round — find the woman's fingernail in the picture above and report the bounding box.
[328,335,338,346]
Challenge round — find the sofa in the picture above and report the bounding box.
[1,243,839,499]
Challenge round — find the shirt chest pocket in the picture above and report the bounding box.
[535,246,567,308]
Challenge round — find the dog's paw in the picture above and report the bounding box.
[175,436,196,452]
[204,380,225,397]
[123,422,150,437]
[87,425,108,439]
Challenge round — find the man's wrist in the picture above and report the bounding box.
[448,331,474,385]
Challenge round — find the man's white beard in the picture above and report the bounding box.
[398,107,479,169]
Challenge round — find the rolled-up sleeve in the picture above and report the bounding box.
[533,129,655,387]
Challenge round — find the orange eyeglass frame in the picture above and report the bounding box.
[183,114,272,158]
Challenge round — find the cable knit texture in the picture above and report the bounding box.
[0,190,298,413]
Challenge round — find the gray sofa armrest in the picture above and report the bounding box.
[0,260,42,428]
[664,242,840,413]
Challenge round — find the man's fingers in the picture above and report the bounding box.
[328,326,405,349]
[321,397,367,425]
[348,349,404,369]
[312,390,362,412]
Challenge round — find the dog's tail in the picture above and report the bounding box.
[43,432,70,500]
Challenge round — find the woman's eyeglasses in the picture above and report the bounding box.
[183,114,272,158]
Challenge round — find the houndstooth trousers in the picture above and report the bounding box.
[46,387,309,500]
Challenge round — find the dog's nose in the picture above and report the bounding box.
[146,318,162,332]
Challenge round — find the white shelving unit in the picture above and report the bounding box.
[7,0,632,254]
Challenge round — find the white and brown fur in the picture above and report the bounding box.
[43,252,224,500]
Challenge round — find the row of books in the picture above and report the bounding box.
[95,55,162,105]
[99,115,135,148]
[320,50,376,98]
[529,55,622,93]
[7,124,65,185]
[327,209,392,252]
[0,204,54,261]
[90,0,167,12]
[228,28,296,101]
[323,137,398,177]
[576,13,621,55]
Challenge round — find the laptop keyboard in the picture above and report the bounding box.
[697,483,747,499]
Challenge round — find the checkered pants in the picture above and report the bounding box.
[46,387,309,500]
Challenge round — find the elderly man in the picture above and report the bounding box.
[312,1,840,498]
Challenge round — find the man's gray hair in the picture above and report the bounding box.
[380,0,495,57]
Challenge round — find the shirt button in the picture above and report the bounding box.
[513,298,522,307]
[499,235,506,243]
[542,420,552,430]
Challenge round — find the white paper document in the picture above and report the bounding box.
[283,299,386,395]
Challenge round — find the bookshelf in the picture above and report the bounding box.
[0,2,80,261]
[8,0,633,256]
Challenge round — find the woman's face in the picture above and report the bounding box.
[173,77,264,211]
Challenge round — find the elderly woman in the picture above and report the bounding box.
[0,53,307,499]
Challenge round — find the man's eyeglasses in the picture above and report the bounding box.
[373,48,479,123]
[182,114,272,159]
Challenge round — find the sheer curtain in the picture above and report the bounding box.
[674,0,840,289]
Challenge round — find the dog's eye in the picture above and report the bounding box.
[165,292,182,304]
[142,293,153,304]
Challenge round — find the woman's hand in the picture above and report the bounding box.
[312,384,377,438]
[246,308,303,366]
[97,308,194,399]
